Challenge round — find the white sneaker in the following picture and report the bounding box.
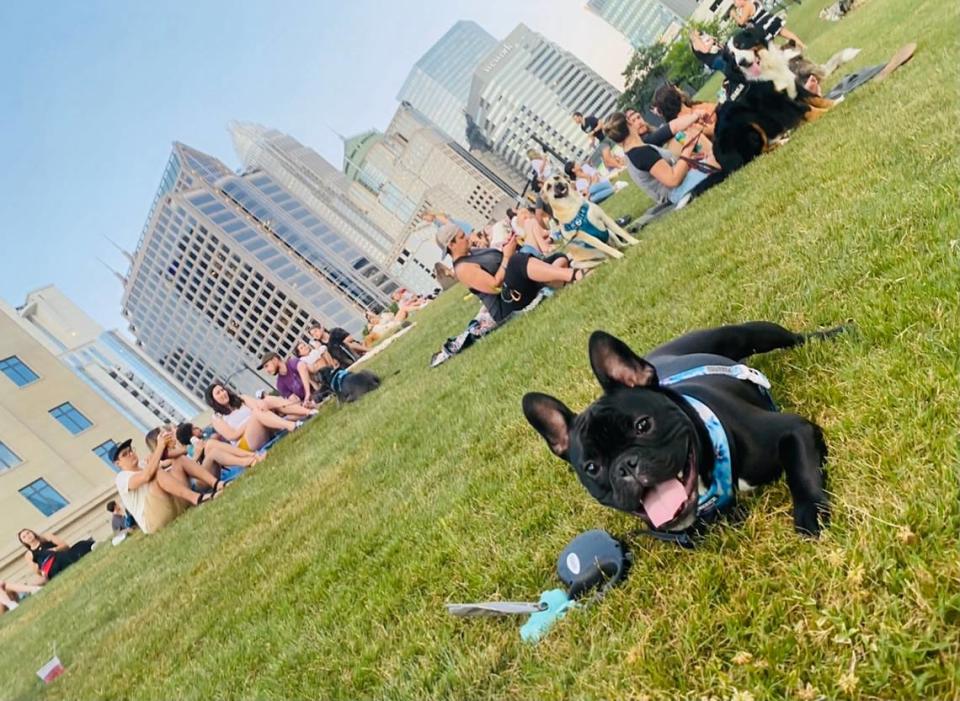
[614,181,629,191]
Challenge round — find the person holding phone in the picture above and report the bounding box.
[111,432,222,535]
[604,110,723,208]
[437,223,582,324]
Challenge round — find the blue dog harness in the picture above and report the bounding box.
[637,364,775,547]
[562,203,609,243]
[329,369,349,395]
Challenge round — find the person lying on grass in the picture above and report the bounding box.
[205,383,312,452]
[18,528,94,582]
[112,433,222,535]
[604,110,724,208]
[437,223,583,325]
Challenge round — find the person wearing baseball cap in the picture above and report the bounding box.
[438,222,581,325]
[111,431,222,535]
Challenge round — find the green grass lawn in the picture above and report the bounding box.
[2,0,958,697]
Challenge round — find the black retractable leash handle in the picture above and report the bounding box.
[556,530,633,603]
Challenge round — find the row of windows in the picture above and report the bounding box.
[1,357,101,433]
[0,438,116,473]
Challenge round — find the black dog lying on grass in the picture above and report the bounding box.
[523,322,846,540]
[317,366,381,403]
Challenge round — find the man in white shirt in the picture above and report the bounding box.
[111,432,221,534]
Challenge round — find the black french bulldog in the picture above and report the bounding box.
[523,322,846,538]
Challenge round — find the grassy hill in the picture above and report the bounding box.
[1,0,957,697]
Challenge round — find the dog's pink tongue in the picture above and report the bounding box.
[642,479,687,527]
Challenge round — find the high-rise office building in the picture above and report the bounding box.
[0,298,151,580]
[122,142,402,397]
[343,102,520,247]
[466,24,621,177]
[396,20,499,148]
[15,285,205,433]
[230,121,437,294]
[586,0,684,48]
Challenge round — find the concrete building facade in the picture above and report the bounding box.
[0,299,150,581]
[343,102,520,247]
[396,20,499,148]
[122,142,402,397]
[229,122,437,295]
[465,24,621,178]
[16,286,205,433]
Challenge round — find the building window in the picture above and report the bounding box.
[0,441,22,471]
[93,440,118,471]
[0,356,40,387]
[49,402,93,435]
[19,479,69,517]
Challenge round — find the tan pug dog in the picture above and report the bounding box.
[540,175,639,266]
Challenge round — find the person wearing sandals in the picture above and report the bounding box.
[112,433,222,535]
[437,223,583,324]
[604,110,723,208]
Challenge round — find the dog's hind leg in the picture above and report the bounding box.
[595,208,640,246]
[649,321,852,361]
[647,321,809,361]
[571,233,624,259]
[777,416,830,536]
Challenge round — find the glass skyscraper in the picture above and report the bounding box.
[466,24,621,175]
[122,142,401,396]
[396,20,498,147]
[586,0,683,48]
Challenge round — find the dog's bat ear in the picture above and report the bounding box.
[523,392,574,461]
[589,331,658,392]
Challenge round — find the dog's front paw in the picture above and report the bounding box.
[794,499,830,537]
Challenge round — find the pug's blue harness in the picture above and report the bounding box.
[639,364,776,547]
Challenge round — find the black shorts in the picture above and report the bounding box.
[501,252,568,311]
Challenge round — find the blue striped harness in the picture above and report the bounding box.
[639,364,776,547]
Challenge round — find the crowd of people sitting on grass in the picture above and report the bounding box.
[1,4,915,612]
[0,316,437,609]
[426,6,915,368]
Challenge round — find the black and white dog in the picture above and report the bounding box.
[523,322,846,539]
[713,27,838,172]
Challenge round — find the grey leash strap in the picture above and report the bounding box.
[445,601,547,617]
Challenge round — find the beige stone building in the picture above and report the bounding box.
[0,299,149,581]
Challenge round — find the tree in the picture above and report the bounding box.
[619,43,668,109]
[620,19,731,109]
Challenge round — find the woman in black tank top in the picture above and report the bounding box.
[18,528,95,581]
[440,225,583,323]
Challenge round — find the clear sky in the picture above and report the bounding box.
[0,0,633,332]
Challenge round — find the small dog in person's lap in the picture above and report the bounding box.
[523,322,848,539]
